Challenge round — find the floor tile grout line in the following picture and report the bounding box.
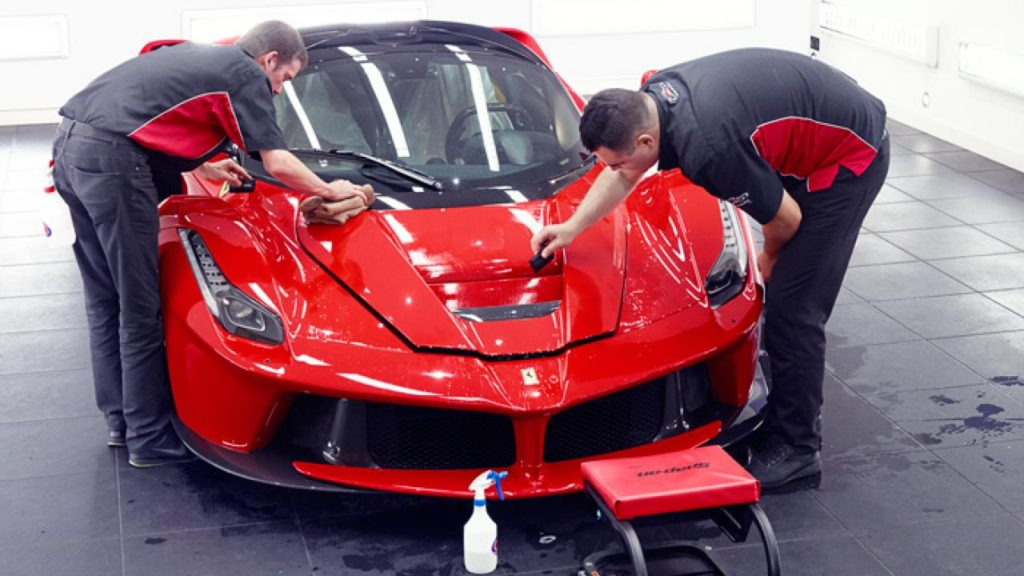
[822,444,929,463]
[0,291,86,302]
[835,291,998,385]
[859,290,1024,306]
[921,159,1014,174]
[847,533,900,576]
[115,446,127,576]
[886,249,1021,264]
[0,461,116,487]
[0,259,82,269]
[0,366,95,379]
[964,164,1024,192]
[976,292,1024,323]
[0,365,92,377]
[869,321,1024,341]
[0,412,100,428]
[0,413,107,426]
[909,254,990,295]
[876,223,1022,252]
[0,324,89,337]
[823,368,931,453]
[0,327,89,337]
[289,491,318,573]
[116,518,304,540]
[862,221,970,234]
[970,224,1024,253]
[885,185,1016,204]
[927,328,1024,345]
[843,378,998,400]
[923,441,1024,524]
[0,262,78,269]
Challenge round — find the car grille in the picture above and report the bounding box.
[275,363,717,470]
[543,364,714,462]
[544,378,666,462]
[366,403,516,469]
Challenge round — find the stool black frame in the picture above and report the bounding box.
[582,484,780,576]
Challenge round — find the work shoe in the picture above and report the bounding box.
[107,428,126,447]
[747,435,821,493]
[128,434,196,468]
[106,413,126,447]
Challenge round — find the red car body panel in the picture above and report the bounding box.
[156,22,766,498]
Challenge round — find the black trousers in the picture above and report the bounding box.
[52,120,174,455]
[763,138,890,453]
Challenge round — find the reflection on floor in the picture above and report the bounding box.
[1,120,1023,575]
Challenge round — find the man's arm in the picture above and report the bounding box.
[757,189,802,282]
[260,149,375,224]
[260,149,367,202]
[530,166,644,257]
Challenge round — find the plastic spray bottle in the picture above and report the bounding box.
[464,469,507,574]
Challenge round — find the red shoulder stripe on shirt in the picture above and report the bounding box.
[749,116,877,192]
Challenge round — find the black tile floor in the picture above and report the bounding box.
[1,120,1023,575]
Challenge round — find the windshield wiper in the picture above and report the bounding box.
[548,153,597,186]
[290,148,443,191]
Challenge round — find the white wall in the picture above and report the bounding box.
[0,0,810,125]
[814,0,1024,171]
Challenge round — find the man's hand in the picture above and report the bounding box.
[301,182,375,226]
[531,222,580,258]
[197,158,250,187]
[325,179,375,205]
[759,190,801,283]
[300,187,374,226]
[757,250,778,283]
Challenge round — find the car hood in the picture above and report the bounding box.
[296,174,709,357]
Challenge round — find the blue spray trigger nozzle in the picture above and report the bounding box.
[488,470,508,501]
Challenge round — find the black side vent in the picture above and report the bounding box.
[544,378,666,462]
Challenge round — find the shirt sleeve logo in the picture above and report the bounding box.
[653,81,679,105]
[727,192,752,208]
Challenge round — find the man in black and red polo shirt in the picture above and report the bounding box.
[532,48,888,491]
[53,21,371,467]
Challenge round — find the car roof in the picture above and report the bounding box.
[300,20,545,65]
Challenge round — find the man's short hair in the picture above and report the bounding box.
[237,20,308,66]
[579,88,651,152]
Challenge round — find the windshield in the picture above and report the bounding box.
[271,43,588,202]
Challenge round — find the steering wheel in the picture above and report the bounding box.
[445,103,534,164]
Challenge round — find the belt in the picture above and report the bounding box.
[59,118,130,145]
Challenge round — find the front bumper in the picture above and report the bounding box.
[175,349,771,498]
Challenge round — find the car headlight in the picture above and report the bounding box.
[178,229,284,345]
[705,200,750,308]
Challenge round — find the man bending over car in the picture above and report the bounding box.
[531,48,888,492]
[52,20,372,467]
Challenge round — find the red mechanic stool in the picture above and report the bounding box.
[580,446,780,576]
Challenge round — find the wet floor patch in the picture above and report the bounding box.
[865,384,1024,447]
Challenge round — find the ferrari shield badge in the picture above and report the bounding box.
[521,368,540,386]
[653,81,679,105]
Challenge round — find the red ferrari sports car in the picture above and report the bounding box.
[159,21,768,498]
